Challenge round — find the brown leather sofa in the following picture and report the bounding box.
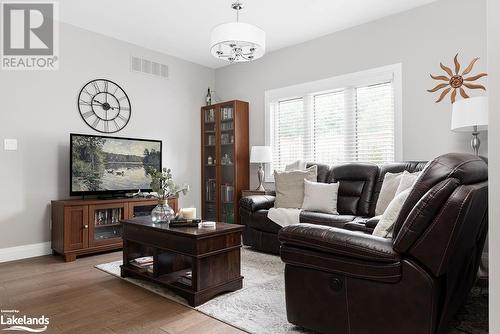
[240,160,428,254]
[278,153,488,334]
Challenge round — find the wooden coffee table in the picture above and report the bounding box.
[120,216,244,306]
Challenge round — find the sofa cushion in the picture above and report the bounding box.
[328,163,379,216]
[395,171,421,195]
[375,172,403,216]
[300,211,355,228]
[285,160,307,171]
[306,163,331,183]
[274,166,318,208]
[369,161,428,216]
[372,187,413,238]
[301,179,339,214]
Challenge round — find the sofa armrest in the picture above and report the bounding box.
[278,223,399,263]
[240,195,275,213]
[365,216,381,229]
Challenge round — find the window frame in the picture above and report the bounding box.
[264,64,403,182]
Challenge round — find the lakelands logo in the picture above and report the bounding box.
[1,1,59,70]
[0,310,49,332]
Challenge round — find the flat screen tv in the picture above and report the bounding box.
[70,133,162,196]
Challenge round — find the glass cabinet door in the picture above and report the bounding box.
[89,203,125,246]
[219,105,235,223]
[128,200,158,218]
[203,107,217,221]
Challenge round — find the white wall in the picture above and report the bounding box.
[215,0,487,188]
[488,0,500,331]
[0,23,214,249]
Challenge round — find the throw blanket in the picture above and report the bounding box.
[267,208,301,227]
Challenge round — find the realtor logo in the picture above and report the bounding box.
[0,309,49,332]
[1,1,59,70]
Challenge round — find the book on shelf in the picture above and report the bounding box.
[130,256,153,268]
[177,271,192,286]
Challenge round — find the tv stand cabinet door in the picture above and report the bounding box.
[89,203,126,247]
[126,200,158,219]
[64,206,89,251]
[126,198,178,219]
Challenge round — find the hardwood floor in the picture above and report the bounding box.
[0,251,245,334]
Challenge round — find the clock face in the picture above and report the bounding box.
[78,79,131,133]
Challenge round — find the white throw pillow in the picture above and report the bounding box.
[274,166,318,209]
[372,187,413,238]
[395,171,421,196]
[301,179,339,214]
[375,172,404,216]
[285,160,307,171]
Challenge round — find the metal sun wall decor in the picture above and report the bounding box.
[427,54,487,104]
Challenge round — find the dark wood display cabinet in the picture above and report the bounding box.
[51,197,177,262]
[201,100,249,225]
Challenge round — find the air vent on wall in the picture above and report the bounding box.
[130,56,168,79]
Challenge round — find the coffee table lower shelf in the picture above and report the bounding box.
[120,265,243,307]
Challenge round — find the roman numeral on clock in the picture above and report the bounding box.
[92,81,100,93]
[79,100,92,106]
[118,114,128,122]
[83,88,93,97]
[82,111,94,119]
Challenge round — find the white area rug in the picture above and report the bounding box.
[95,247,311,334]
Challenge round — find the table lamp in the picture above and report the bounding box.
[250,146,272,191]
[451,96,488,156]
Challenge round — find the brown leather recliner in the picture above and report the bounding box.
[278,153,488,334]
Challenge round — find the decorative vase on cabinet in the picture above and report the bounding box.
[201,100,249,224]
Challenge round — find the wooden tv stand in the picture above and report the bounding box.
[51,197,178,262]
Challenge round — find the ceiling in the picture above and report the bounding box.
[59,0,437,69]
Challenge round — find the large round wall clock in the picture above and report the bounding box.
[78,79,131,133]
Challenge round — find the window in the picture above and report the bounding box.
[272,98,306,171]
[266,65,401,175]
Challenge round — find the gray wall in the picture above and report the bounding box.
[215,0,487,189]
[0,23,214,248]
[488,0,499,330]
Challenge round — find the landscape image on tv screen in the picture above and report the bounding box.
[71,134,161,193]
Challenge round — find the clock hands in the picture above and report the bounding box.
[92,99,116,111]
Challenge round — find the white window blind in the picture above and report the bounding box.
[355,82,395,163]
[270,79,395,171]
[272,98,306,172]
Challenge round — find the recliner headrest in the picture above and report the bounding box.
[392,153,487,237]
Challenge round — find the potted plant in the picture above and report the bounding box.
[146,167,189,223]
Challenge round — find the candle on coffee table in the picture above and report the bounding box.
[180,208,196,220]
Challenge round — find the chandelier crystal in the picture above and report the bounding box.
[210,1,266,63]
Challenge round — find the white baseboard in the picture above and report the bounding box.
[0,242,52,263]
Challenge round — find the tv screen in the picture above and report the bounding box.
[70,133,162,196]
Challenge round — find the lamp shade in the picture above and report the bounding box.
[451,97,488,132]
[250,146,272,163]
[210,22,266,62]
